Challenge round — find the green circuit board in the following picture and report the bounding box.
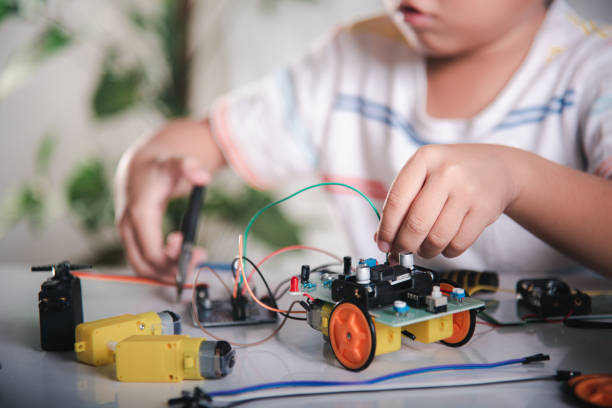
[305,281,485,327]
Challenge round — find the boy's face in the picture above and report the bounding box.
[389,0,547,56]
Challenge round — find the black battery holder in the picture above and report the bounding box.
[516,278,591,318]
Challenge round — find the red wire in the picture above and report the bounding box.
[236,236,306,315]
[520,309,573,323]
[477,309,575,328]
[191,266,301,347]
[240,244,343,296]
[476,321,499,327]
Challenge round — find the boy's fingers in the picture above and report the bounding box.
[394,176,448,253]
[120,215,167,280]
[188,247,207,277]
[124,156,208,276]
[165,231,183,261]
[129,201,169,269]
[377,156,428,252]
[442,211,488,258]
[129,156,190,269]
[180,156,211,186]
[419,197,468,258]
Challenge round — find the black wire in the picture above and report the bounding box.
[272,277,292,296]
[214,374,559,408]
[232,257,307,321]
[311,262,341,273]
[273,279,291,300]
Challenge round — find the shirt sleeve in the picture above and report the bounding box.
[579,52,612,180]
[209,31,341,189]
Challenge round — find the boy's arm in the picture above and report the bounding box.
[114,119,226,281]
[375,144,612,277]
[505,149,612,275]
[116,28,341,280]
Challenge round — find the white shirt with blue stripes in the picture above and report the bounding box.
[210,0,612,275]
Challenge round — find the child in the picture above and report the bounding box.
[114,0,612,282]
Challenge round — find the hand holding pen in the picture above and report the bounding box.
[115,120,226,283]
[177,186,206,300]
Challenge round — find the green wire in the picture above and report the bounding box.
[242,182,381,271]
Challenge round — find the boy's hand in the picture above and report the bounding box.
[115,119,225,281]
[376,144,521,259]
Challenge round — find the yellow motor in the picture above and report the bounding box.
[115,335,235,382]
[74,311,180,366]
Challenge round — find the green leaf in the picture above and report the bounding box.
[247,201,301,248]
[203,185,301,248]
[14,184,45,230]
[92,56,145,118]
[164,185,302,249]
[65,158,114,233]
[154,0,189,117]
[34,25,71,60]
[34,133,57,176]
[0,23,71,99]
[128,9,148,30]
[0,0,19,23]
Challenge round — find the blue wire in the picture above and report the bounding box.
[208,357,527,397]
[197,262,232,271]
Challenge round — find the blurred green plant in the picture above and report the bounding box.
[0,0,19,23]
[12,185,45,229]
[3,133,56,231]
[165,186,301,249]
[92,52,146,118]
[66,158,114,233]
[0,23,71,99]
[1,0,303,263]
[35,24,71,58]
[155,0,190,117]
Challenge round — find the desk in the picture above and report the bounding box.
[1,263,611,407]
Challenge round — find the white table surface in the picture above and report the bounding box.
[1,262,611,408]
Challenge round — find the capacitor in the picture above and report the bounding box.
[289,276,300,293]
[356,264,371,285]
[300,265,310,284]
[399,251,414,269]
[343,256,352,276]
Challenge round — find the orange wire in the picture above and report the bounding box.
[72,272,190,288]
[237,235,306,315]
[73,266,233,297]
[191,265,301,347]
[240,244,344,296]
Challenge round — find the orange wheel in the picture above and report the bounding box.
[569,374,612,407]
[439,281,476,348]
[329,301,376,371]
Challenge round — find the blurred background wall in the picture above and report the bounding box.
[0,0,611,267]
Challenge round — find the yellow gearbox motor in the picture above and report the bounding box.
[115,335,235,382]
[74,311,180,366]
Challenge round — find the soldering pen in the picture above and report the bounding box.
[177,186,205,300]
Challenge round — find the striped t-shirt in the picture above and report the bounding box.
[210,0,612,274]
